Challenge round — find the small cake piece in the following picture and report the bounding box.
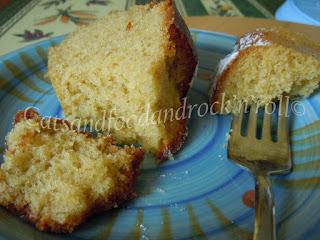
[0,109,144,233]
[48,0,198,161]
[209,28,320,114]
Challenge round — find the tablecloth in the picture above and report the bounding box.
[0,0,284,56]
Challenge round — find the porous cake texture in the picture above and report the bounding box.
[209,28,320,114]
[48,0,198,161]
[0,109,144,233]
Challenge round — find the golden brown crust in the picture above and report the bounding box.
[253,28,320,59]
[210,67,229,114]
[1,109,145,233]
[155,0,197,161]
[165,0,198,97]
[14,108,40,124]
[155,117,187,162]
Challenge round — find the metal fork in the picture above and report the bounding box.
[228,97,292,240]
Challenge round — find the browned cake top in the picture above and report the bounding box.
[237,28,320,59]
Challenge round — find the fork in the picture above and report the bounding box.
[228,97,292,240]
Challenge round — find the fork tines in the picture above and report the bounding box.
[231,96,290,142]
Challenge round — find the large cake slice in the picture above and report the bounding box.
[209,28,320,114]
[48,0,198,161]
[0,109,144,233]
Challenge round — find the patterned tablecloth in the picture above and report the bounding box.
[0,0,284,56]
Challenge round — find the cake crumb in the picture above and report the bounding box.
[0,109,144,233]
[155,187,166,193]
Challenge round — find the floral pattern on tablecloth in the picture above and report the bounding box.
[35,7,97,26]
[201,0,243,17]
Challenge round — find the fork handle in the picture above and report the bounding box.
[253,173,276,240]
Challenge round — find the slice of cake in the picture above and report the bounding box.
[48,0,198,161]
[0,108,144,233]
[209,28,320,114]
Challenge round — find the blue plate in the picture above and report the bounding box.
[0,29,320,239]
[276,0,320,26]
